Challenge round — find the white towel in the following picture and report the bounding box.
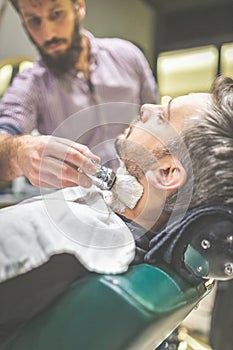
[0,186,135,282]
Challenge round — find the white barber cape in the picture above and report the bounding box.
[0,186,135,283]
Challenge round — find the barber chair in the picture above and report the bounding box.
[0,262,213,350]
[1,205,232,350]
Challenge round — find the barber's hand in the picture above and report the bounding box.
[16,134,100,188]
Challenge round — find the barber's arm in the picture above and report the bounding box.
[0,133,100,188]
[0,66,100,188]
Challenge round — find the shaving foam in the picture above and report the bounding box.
[103,167,143,213]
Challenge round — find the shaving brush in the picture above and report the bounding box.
[86,160,143,213]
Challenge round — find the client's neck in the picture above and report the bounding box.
[121,205,168,232]
[116,177,168,231]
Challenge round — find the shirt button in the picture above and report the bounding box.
[77,71,84,79]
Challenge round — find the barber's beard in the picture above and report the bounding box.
[28,19,83,77]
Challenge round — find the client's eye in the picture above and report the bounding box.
[156,112,166,124]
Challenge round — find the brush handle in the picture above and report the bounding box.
[85,159,116,191]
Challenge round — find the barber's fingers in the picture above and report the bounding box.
[16,135,100,188]
[42,137,100,175]
[35,156,93,188]
[60,145,98,175]
[53,136,100,162]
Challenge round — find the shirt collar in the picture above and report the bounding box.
[81,29,98,71]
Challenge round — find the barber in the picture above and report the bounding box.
[0,0,159,188]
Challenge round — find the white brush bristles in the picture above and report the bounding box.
[103,167,144,213]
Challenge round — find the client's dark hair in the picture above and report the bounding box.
[165,75,233,214]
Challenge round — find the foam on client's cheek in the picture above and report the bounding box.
[103,167,144,213]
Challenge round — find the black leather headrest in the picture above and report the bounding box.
[145,205,233,285]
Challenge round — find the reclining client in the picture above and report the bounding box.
[0,75,233,345]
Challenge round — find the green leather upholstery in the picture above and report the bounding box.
[2,263,213,350]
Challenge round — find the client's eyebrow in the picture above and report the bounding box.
[167,98,173,121]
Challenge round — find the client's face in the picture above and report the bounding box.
[116,93,211,178]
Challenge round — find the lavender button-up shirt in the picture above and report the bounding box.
[0,31,159,164]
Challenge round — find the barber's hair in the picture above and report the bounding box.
[165,75,233,214]
[9,0,77,13]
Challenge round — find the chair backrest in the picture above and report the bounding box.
[1,263,214,350]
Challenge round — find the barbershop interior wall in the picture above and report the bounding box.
[0,3,38,61]
[84,0,155,67]
[0,0,156,68]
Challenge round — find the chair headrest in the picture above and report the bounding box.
[145,205,233,285]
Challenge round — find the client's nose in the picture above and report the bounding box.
[140,104,164,122]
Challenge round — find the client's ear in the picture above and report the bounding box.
[146,156,187,191]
